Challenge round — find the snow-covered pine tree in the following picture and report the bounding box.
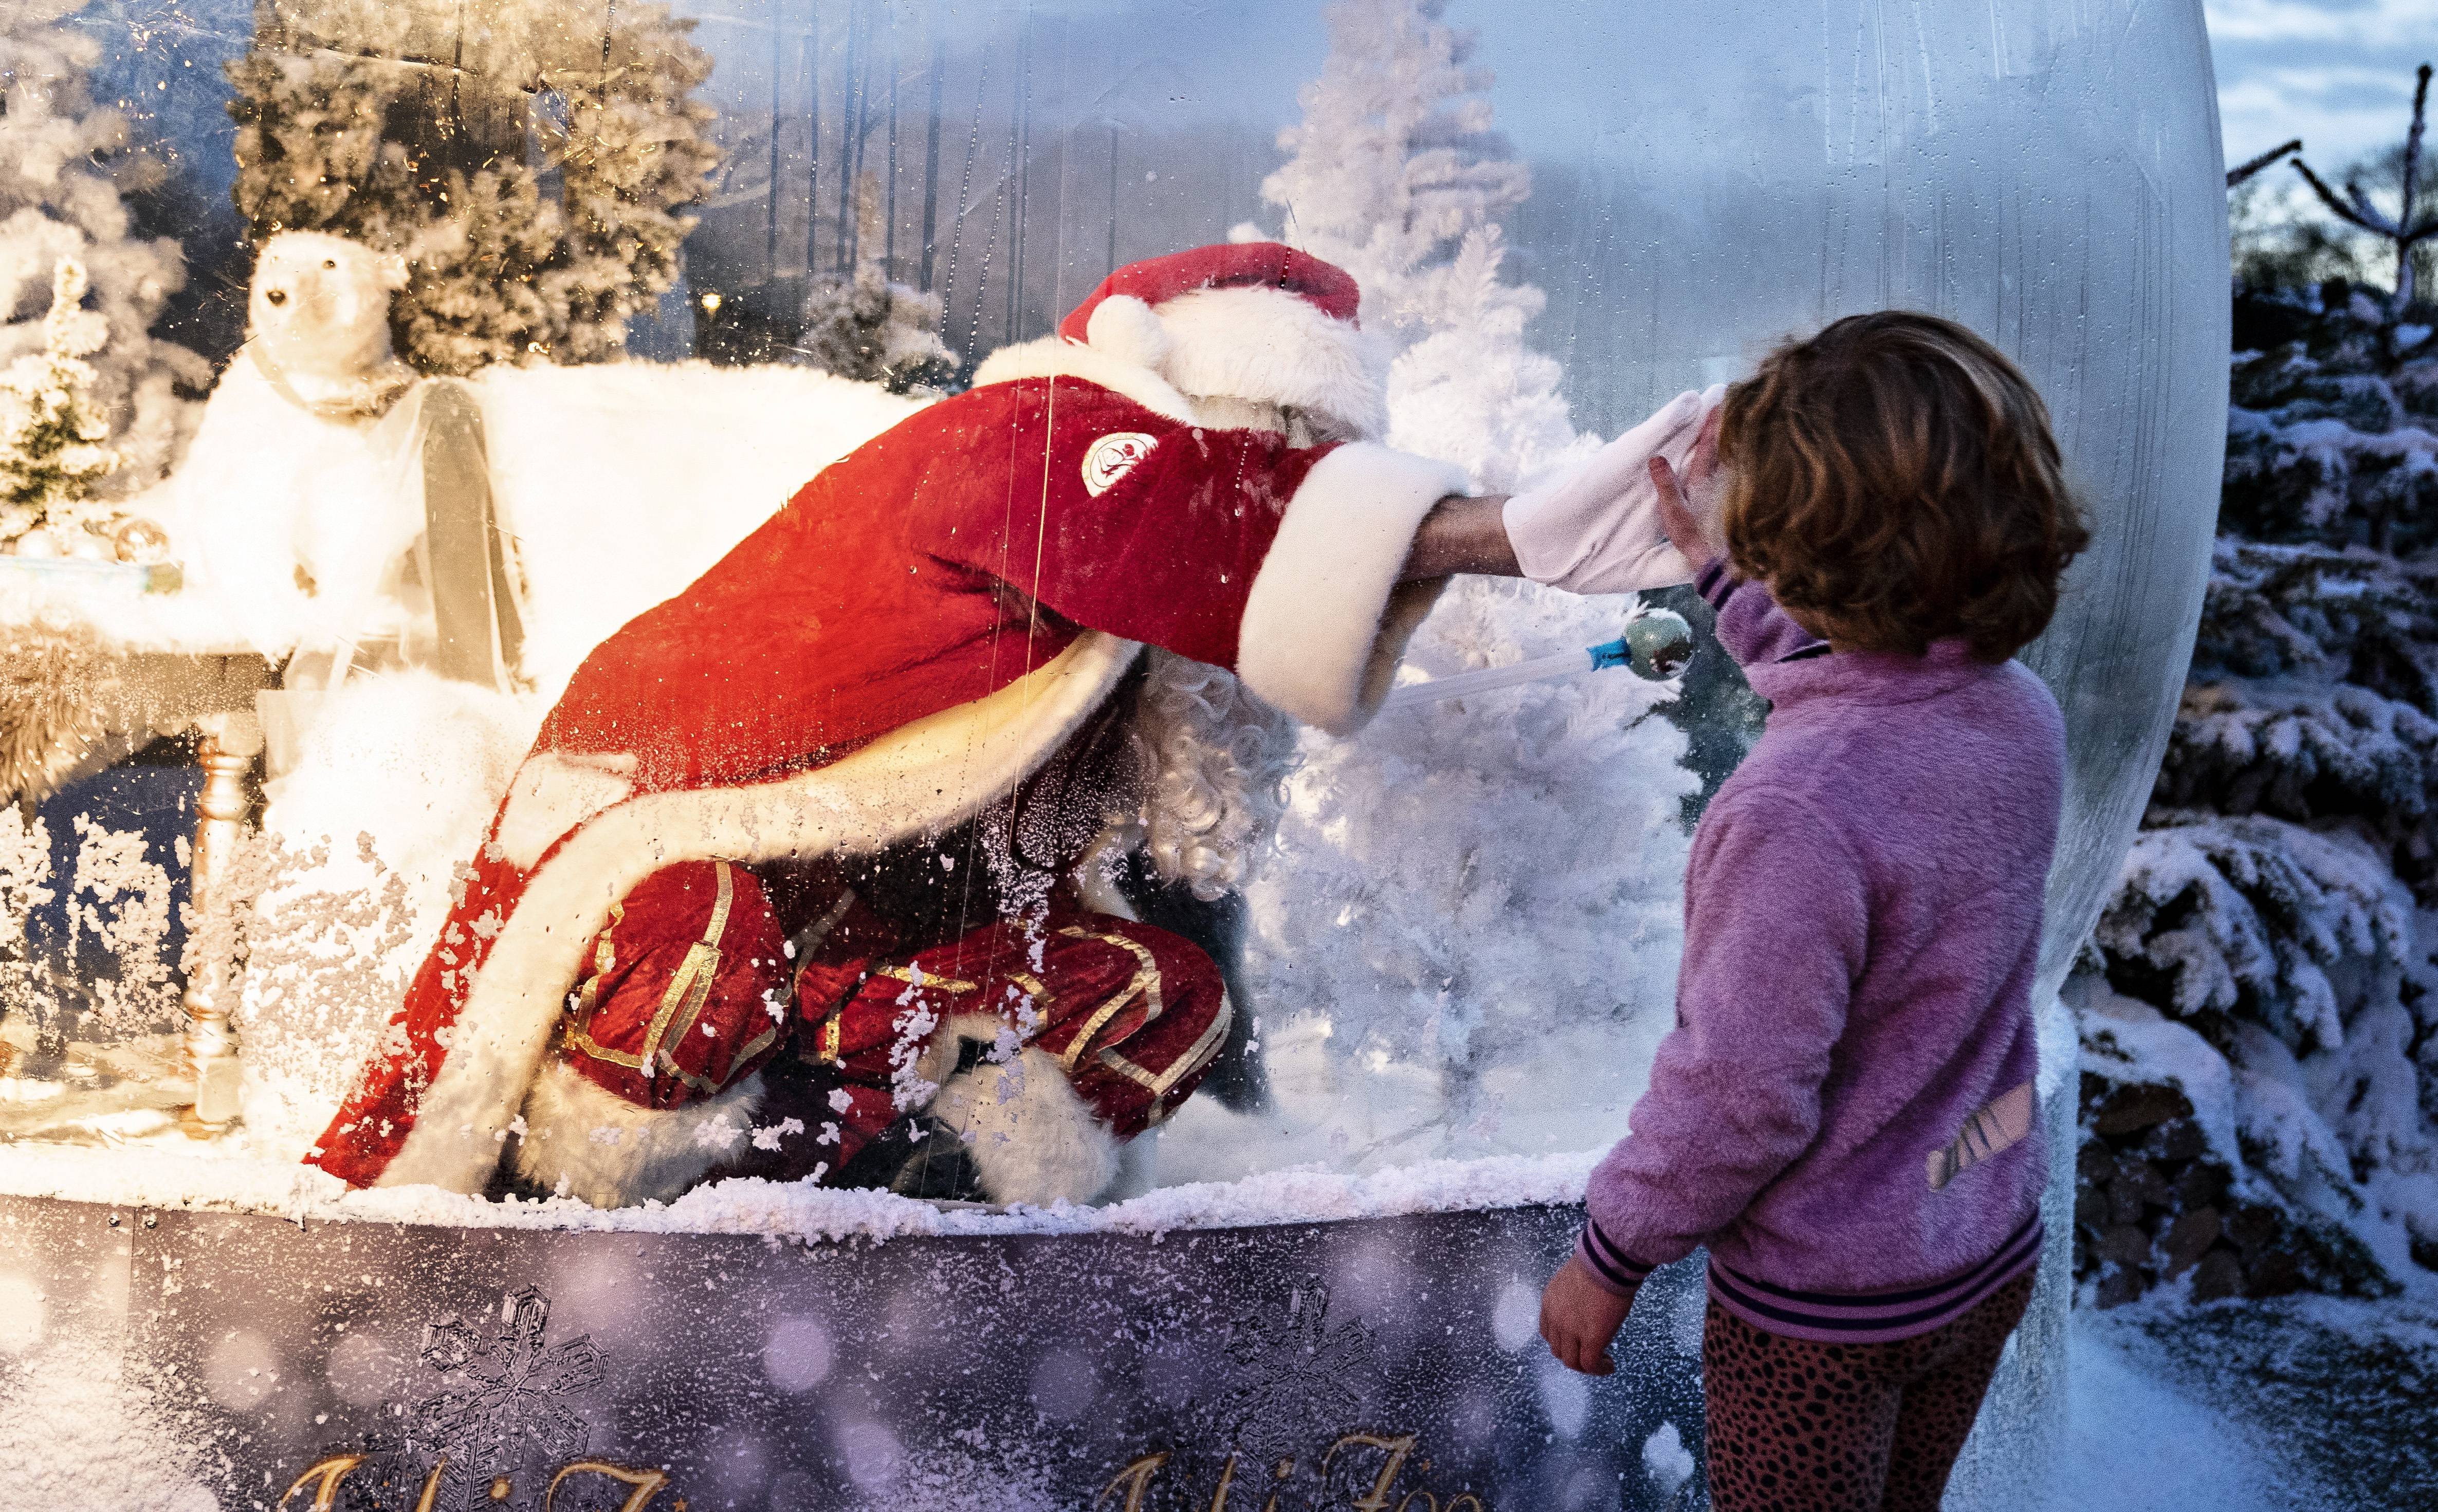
[795,177,955,394]
[0,0,206,495]
[227,0,720,375]
[0,256,118,549]
[2073,113,2438,1303]
[1252,0,1761,818]
[1199,0,1696,1175]
[1249,0,1580,489]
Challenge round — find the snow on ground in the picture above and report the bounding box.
[2093,1292,2438,1510]
[2060,1315,2316,1511]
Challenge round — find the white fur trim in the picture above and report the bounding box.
[971,335,1201,424]
[509,1058,764,1208]
[1152,285,1387,440]
[373,633,1142,1193]
[1083,295,1172,372]
[929,1044,1122,1206]
[491,752,638,869]
[1236,444,1470,735]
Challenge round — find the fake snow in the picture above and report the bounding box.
[0,1339,217,1512]
[1640,1421,1694,1497]
[0,1139,1604,1243]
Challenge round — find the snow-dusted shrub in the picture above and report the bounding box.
[2095,813,2414,1060]
[797,261,956,394]
[226,0,720,376]
[2221,287,2438,555]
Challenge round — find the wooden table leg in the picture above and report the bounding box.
[179,710,262,1135]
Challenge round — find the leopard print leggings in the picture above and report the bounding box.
[1700,1269,2036,1512]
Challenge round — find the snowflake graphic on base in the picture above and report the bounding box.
[1193,1285,1378,1463]
[411,1286,604,1511]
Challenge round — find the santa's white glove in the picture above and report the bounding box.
[1501,386,1724,595]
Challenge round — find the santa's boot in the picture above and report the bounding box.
[834,1112,987,1201]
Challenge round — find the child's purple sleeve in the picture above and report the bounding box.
[1578,786,1869,1280]
[1694,557,1827,667]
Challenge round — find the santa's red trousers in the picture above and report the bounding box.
[546,859,1227,1179]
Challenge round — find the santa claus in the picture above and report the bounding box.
[306,242,1706,1209]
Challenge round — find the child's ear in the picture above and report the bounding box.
[376,252,410,291]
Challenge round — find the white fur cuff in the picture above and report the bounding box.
[1236,444,1470,735]
[929,1045,1122,1207]
[492,751,637,869]
[510,1058,764,1208]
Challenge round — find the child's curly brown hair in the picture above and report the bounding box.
[1720,311,2091,662]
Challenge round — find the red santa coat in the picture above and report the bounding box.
[310,337,1467,1193]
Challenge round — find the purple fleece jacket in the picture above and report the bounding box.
[1575,562,2060,1342]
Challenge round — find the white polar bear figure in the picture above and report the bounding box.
[162,231,425,657]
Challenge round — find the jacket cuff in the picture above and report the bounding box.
[1693,554,1733,609]
[1577,1219,1656,1297]
[1236,443,1469,736]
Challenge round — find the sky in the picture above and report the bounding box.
[2205,0,2435,169]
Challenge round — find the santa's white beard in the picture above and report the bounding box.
[1129,650,1298,900]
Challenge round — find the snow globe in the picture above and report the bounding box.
[0,0,2225,1505]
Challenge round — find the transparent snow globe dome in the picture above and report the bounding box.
[5,0,2228,1502]
[618,0,2229,1186]
[72,0,2221,1199]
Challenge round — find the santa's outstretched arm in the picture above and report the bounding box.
[910,393,1704,739]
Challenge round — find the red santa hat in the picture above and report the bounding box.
[1055,242,1386,438]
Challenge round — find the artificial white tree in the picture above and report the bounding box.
[1255,0,1528,345]
[1179,0,1687,1177]
[0,0,206,494]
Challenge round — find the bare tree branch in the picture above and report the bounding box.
[2344,178,2405,234]
[2292,157,2385,233]
[2228,138,2302,189]
[2402,63,2431,231]
[2284,63,2435,314]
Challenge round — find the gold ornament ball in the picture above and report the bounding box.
[111,515,172,564]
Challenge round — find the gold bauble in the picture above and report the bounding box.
[111,515,172,564]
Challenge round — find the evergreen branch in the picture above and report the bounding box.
[2228,139,2302,189]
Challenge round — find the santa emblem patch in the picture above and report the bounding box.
[1082,432,1158,496]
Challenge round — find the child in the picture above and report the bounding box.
[1536,311,2091,1512]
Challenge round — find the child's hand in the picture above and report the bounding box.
[1650,403,1727,565]
[1499,390,1711,595]
[1539,1256,1637,1376]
